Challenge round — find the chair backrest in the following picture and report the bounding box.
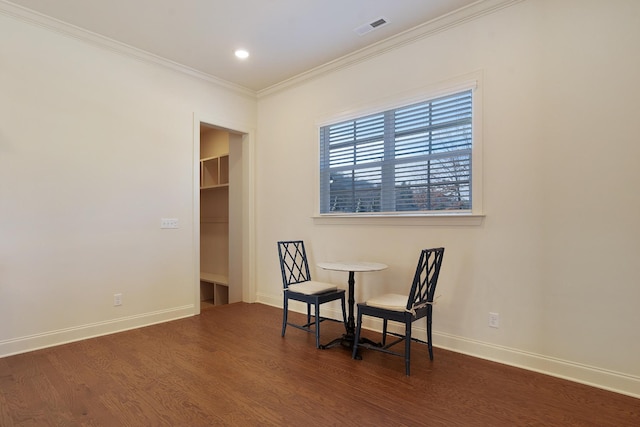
[277,240,312,288]
[406,248,445,312]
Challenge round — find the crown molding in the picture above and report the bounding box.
[1,0,522,100]
[0,0,257,99]
[257,0,523,98]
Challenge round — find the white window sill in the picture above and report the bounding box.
[312,213,485,226]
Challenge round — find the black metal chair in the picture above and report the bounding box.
[278,240,347,348]
[352,247,445,375]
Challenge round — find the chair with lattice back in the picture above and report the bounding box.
[352,247,445,375]
[278,240,347,348]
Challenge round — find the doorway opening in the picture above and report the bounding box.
[199,125,230,309]
[195,118,253,314]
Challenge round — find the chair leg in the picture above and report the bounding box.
[314,303,321,348]
[352,311,363,360]
[427,315,434,360]
[306,303,311,327]
[405,320,412,376]
[341,295,348,333]
[281,297,288,337]
[382,319,388,346]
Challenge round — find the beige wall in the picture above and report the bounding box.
[0,10,256,354]
[255,0,640,397]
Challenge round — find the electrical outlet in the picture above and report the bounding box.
[114,293,122,306]
[160,218,179,229]
[489,312,499,328]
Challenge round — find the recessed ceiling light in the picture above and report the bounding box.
[234,49,249,59]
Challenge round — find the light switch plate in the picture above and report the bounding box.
[160,218,179,229]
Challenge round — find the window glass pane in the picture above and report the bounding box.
[394,156,471,211]
[328,168,381,212]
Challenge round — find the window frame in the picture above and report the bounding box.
[315,75,483,224]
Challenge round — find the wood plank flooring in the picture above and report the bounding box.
[1,303,638,426]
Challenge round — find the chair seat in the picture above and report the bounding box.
[366,293,407,311]
[288,280,338,295]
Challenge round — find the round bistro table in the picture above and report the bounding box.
[317,261,388,349]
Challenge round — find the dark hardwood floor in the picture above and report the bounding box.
[1,303,638,426]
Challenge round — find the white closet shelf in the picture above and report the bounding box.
[200,272,228,286]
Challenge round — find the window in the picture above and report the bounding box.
[319,89,474,215]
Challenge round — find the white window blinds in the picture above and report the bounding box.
[320,89,473,214]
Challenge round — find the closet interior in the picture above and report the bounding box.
[199,126,230,309]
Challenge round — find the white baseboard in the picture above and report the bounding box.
[0,305,195,358]
[257,292,283,309]
[432,331,640,399]
[257,293,640,399]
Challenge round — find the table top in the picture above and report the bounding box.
[317,261,388,272]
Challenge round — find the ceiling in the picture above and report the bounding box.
[5,0,482,92]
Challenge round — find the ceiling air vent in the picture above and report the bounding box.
[354,17,389,36]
